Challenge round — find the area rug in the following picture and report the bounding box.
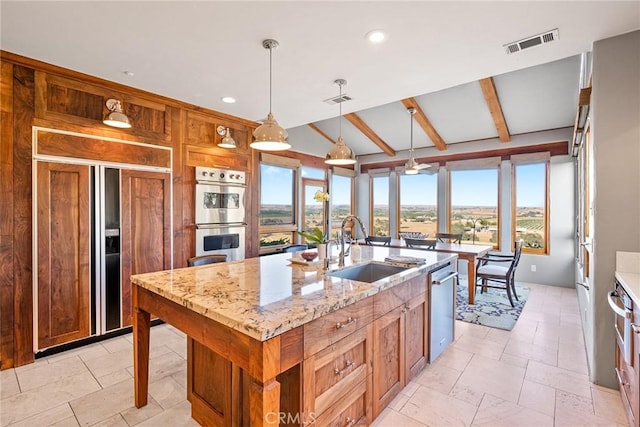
[456,278,530,331]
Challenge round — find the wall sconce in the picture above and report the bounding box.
[217,126,237,148]
[103,99,132,128]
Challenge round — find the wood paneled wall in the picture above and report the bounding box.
[0,50,270,368]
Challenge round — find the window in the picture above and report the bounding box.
[513,162,549,254]
[398,173,437,239]
[301,179,326,233]
[449,169,499,247]
[370,175,390,236]
[330,173,354,238]
[259,163,296,247]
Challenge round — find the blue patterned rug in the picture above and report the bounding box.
[456,278,530,331]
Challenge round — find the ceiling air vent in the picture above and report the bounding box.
[323,94,352,105]
[503,29,559,55]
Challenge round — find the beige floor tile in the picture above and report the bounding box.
[560,311,582,326]
[557,341,589,375]
[503,338,558,366]
[84,349,133,379]
[414,363,462,394]
[517,379,555,416]
[43,343,109,364]
[170,367,188,390]
[456,355,526,403]
[485,328,511,346]
[433,347,474,371]
[16,355,88,392]
[50,416,80,426]
[126,351,186,383]
[120,396,165,426]
[102,337,132,354]
[371,408,426,427]
[0,371,100,425]
[452,334,505,360]
[136,400,199,427]
[90,413,128,427]
[455,321,491,339]
[555,389,618,427]
[6,403,76,427]
[507,318,538,343]
[591,385,628,425]
[96,368,133,388]
[449,383,485,407]
[400,385,477,426]
[149,375,187,410]
[70,379,135,426]
[400,380,420,397]
[499,353,529,369]
[0,369,20,400]
[473,393,553,426]
[387,391,410,411]
[525,360,591,398]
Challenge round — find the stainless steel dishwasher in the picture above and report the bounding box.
[429,263,458,362]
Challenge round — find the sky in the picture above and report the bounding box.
[261,163,545,208]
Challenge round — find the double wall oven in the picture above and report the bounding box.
[195,167,246,261]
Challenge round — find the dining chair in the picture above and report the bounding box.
[474,240,523,307]
[365,235,392,246]
[282,244,309,253]
[187,254,228,267]
[436,232,462,244]
[404,238,437,250]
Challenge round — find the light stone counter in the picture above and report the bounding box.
[616,251,640,305]
[131,245,457,341]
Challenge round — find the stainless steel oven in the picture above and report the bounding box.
[609,280,633,365]
[195,167,246,260]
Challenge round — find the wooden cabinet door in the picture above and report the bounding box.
[36,162,91,349]
[121,170,171,326]
[372,306,405,418]
[405,292,428,382]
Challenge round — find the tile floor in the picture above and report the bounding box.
[0,283,629,426]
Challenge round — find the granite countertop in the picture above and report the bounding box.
[616,251,640,305]
[131,245,457,341]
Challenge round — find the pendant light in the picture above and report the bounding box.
[251,39,290,151]
[404,107,429,174]
[325,79,356,165]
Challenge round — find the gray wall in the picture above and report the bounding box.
[590,30,640,388]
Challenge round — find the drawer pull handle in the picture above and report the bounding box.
[336,317,356,329]
[334,360,354,376]
[632,324,640,334]
[344,416,363,426]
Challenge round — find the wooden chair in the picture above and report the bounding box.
[404,238,437,250]
[282,244,308,253]
[436,232,462,244]
[474,240,523,307]
[365,236,391,246]
[187,254,228,267]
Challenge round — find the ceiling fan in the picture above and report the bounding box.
[404,107,431,175]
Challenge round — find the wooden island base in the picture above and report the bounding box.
[133,268,453,426]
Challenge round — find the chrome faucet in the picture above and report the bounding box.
[339,215,368,267]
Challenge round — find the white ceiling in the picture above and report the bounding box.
[2,1,639,158]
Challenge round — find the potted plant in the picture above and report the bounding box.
[297,227,329,259]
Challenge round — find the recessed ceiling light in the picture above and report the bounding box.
[221,96,236,104]
[366,30,386,44]
[123,70,135,77]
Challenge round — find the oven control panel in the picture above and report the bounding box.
[196,167,246,185]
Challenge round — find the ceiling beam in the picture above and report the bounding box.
[307,123,337,145]
[401,98,447,151]
[344,113,396,156]
[479,77,510,142]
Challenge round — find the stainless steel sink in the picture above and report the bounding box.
[327,262,409,283]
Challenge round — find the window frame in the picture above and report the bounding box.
[330,171,356,239]
[396,172,439,239]
[447,167,501,250]
[369,172,391,236]
[258,162,299,250]
[511,160,550,255]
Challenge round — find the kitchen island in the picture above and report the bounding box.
[131,246,457,426]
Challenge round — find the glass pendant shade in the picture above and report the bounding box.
[251,113,290,150]
[325,136,356,165]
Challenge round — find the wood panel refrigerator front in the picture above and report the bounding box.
[36,161,91,348]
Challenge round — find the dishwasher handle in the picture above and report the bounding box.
[608,291,631,319]
[432,271,458,286]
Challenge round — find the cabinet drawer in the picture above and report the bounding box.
[304,297,373,358]
[303,324,372,417]
[310,378,370,427]
[373,274,427,318]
